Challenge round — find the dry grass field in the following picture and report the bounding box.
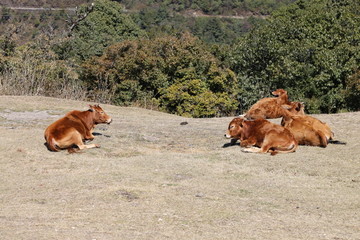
[0,95,359,240]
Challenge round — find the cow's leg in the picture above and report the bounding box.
[242,140,271,154]
[260,134,277,153]
[261,133,297,155]
[72,132,100,150]
[84,135,95,141]
[259,143,272,153]
[240,137,264,153]
[240,137,256,148]
[78,142,100,150]
[241,147,263,153]
[84,129,95,141]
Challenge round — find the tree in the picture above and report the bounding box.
[344,69,360,111]
[54,0,146,61]
[231,0,360,113]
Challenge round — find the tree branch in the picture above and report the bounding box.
[66,3,94,35]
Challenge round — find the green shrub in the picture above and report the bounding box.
[82,33,238,117]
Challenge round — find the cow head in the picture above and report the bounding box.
[225,117,245,139]
[282,101,305,115]
[89,104,112,124]
[271,88,287,97]
[280,101,305,126]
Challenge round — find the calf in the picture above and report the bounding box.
[44,104,112,153]
[225,117,297,155]
[281,114,328,147]
[244,89,291,120]
[281,103,334,143]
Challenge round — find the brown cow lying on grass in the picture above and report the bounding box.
[44,104,112,153]
[281,103,335,147]
[225,117,298,155]
[244,89,291,120]
[281,113,329,147]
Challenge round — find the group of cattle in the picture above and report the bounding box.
[225,89,338,155]
[44,89,339,155]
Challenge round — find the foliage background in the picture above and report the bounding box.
[1,0,359,116]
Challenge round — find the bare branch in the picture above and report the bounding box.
[66,2,94,35]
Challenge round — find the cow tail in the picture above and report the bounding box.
[317,131,328,148]
[270,150,279,156]
[67,145,81,154]
[67,148,77,154]
[46,135,60,152]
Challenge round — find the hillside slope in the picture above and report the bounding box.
[0,96,359,239]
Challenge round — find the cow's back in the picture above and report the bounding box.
[242,119,288,142]
[47,115,86,138]
[245,98,278,119]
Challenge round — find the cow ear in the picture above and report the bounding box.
[296,102,305,111]
[88,105,94,112]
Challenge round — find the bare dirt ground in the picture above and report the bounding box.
[0,95,359,240]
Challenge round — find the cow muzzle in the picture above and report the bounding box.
[224,133,232,139]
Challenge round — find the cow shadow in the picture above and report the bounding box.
[222,139,240,148]
[329,140,347,145]
[93,132,111,138]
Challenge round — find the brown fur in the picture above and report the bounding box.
[244,89,291,120]
[284,101,305,115]
[225,117,298,155]
[44,105,112,153]
[281,103,334,143]
[281,114,328,147]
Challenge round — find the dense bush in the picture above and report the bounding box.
[82,33,239,117]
